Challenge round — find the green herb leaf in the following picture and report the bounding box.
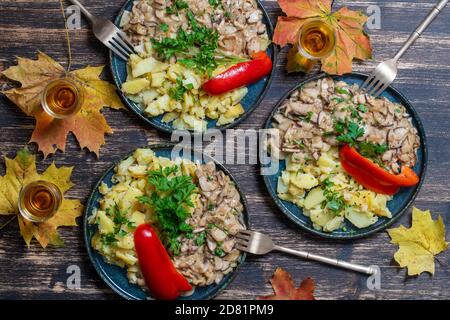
[159,23,169,32]
[195,232,206,246]
[358,141,388,159]
[357,104,367,113]
[299,111,314,123]
[166,0,189,15]
[335,120,365,146]
[332,97,345,104]
[208,0,222,9]
[138,165,197,255]
[169,77,192,101]
[101,233,118,245]
[335,87,350,95]
[151,10,219,76]
[214,247,224,256]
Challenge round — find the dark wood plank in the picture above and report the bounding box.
[0,0,449,300]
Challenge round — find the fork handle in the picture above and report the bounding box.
[273,245,375,275]
[67,0,95,22]
[394,0,448,61]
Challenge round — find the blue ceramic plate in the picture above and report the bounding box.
[84,143,249,300]
[262,73,427,239]
[110,0,277,133]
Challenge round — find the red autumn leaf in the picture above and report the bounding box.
[257,267,315,300]
[273,0,372,75]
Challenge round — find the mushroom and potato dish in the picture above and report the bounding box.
[89,148,246,290]
[270,78,420,232]
[119,0,270,130]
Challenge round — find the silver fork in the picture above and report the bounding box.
[236,230,376,275]
[68,0,135,61]
[361,0,448,97]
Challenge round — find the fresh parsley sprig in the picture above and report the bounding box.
[138,165,197,255]
[151,9,220,76]
[334,120,365,146]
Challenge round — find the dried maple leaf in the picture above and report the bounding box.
[257,267,315,300]
[0,52,125,158]
[273,0,372,75]
[388,207,448,276]
[0,147,83,248]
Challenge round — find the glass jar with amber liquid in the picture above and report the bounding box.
[41,77,84,119]
[293,20,336,72]
[18,181,62,223]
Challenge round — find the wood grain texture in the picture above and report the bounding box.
[0,0,449,300]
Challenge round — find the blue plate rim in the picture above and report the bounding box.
[109,0,278,134]
[83,142,250,299]
[262,72,428,240]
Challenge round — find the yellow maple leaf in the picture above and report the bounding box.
[0,147,83,248]
[387,207,448,276]
[0,52,125,158]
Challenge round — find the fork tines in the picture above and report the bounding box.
[109,30,135,61]
[236,230,251,251]
[360,74,388,97]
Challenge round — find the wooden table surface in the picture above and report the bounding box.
[0,0,449,300]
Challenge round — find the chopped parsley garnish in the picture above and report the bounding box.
[322,177,333,188]
[117,229,128,237]
[138,165,197,255]
[166,0,189,15]
[159,23,169,32]
[103,205,132,243]
[168,77,192,101]
[214,244,224,256]
[151,10,219,76]
[207,223,217,229]
[334,120,365,146]
[106,206,128,226]
[335,87,350,95]
[348,106,362,120]
[195,232,206,246]
[101,233,118,245]
[294,140,305,149]
[357,104,367,113]
[321,178,346,215]
[332,97,345,104]
[299,111,314,123]
[358,141,388,159]
[207,203,215,211]
[208,0,222,8]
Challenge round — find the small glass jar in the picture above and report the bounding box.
[18,180,62,223]
[292,20,336,73]
[41,77,84,119]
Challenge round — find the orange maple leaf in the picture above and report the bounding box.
[1,52,125,158]
[273,0,372,75]
[257,267,315,300]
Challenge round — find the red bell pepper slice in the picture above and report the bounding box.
[340,145,419,187]
[134,224,192,300]
[202,51,272,95]
[340,156,400,195]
